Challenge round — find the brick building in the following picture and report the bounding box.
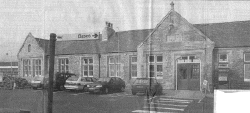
[18,3,250,90]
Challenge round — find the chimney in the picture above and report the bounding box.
[170,1,174,11]
[102,21,115,41]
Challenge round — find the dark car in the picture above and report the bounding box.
[86,77,125,94]
[44,72,76,91]
[131,78,162,95]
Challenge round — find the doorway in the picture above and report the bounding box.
[177,63,200,90]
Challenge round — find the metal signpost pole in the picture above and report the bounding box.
[47,33,56,113]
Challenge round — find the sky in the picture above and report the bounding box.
[1,0,250,61]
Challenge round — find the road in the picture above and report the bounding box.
[0,89,213,113]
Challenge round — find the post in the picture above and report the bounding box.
[47,33,56,113]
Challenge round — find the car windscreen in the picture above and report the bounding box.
[67,76,79,81]
[97,78,111,82]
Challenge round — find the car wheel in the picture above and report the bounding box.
[104,88,109,94]
[120,86,125,92]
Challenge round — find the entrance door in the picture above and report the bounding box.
[177,63,200,90]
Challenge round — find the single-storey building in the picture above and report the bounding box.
[17,3,250,91]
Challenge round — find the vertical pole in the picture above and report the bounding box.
[47,33,56,113]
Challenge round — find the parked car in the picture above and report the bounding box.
[131,78,162,95]
[64,76,98,91]
[44,72,76,91]
[86,77,125,94]
[31,76,45,90]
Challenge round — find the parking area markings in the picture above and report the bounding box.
[143,106,185,111]
[132,110,175,113]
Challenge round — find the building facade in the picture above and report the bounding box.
[18,3,250,90]
[0,62,18,76]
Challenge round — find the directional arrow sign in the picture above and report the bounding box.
[57,32,100,41]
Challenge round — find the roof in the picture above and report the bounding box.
[194,20,250,48]
[45,29,153,55]
[42,20,250,55]
[34,38,49,52]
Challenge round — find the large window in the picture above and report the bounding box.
[130,56,137,78]
[23,59,31,76]
[244,53,250,82]
[58,58,69,73]
[109,56,120,77]
[148,55,163,78]
[81,57,93,77]
[33,59,41,76]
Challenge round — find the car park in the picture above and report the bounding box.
[86,77,125,94]
[64,76,97,91]
[131,78,162,95]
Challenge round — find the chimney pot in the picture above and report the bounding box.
[170,1,174,10]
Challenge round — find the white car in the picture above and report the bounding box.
[64,76,98,91]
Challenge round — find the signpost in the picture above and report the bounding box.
[57,32,100,41]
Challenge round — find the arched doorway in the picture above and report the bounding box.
[176,55,201,90]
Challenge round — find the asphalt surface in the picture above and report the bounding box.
[0,89,213,113]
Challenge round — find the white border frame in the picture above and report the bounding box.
[218,53,228,63]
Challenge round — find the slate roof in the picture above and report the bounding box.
[34,38,49,52]
[40,20,250,55]
[194,20,250,48]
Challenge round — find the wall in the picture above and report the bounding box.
[18,35,45,81]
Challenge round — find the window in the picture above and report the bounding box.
[130,56,137,78]
[28,44,31,52]
[244,53,250,82]
[219,54,228,62]
[81,57,93,77]
[108,56,120,77]
[23,59,31,76]
[147,55,163,78]
[58,58,69,73]
[33,59,41,76]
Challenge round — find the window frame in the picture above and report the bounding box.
[81,57,94,77]
[147,54,163,78]
[130,56,137,78]
[244,53,250,82]
[58,58,69,73]
[23,59,31,77]
[108,56,121,77]
[33,59,42,77]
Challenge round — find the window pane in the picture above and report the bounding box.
[61,59,65,64]
[84,59,88,64]
[89,71,93,76]
[89,65,93,71]
[84,66,88,70]
[157,56,163,62]
[110,64,115,77]
[89,59,93,64]
[149,56,154,62]
[157,65,163,72]
[66,59,69,64]
[131,64,137,71]
[150,72,154,77]
[149,65,154,72]
[84,71,88,76]
[245,53,250,62]
[132,71,137,77]
[109,57,114,64]
[132,57,137,63]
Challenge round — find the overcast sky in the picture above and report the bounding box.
[1,0,250,61]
